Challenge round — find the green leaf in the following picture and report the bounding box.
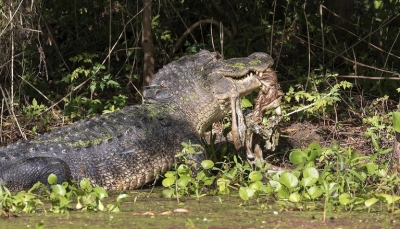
[365,197,378,207]
[289,149,306,165]
[301,177,318,187]
[176,176,190,188]
[364,163,378,175]
[249,171,263,182]
[339,193,352,206]
[177,164,190,176]
[241,98,253,108]
[307,142,321,161]
[376,194,400,204]
[51,184,66,196]
[80,178,92,190]
[162,177,175,187]
[239,187,254,201]
[346,169,366,182]
[47,174,58,185]
[303,167,319,179]
[217,178,230,194]
[116,194,129,203]
[277,186,290,199]
[161,189,174,198]
[289,192,301,202]
[93,187,108,199]
[249,181,264,191]
[307,186,323,199]
[164,171,176,178]
[269,180,282,192]
[32,98,38,107]
[201,160,214,170]
[279,172,298,189]
[393,112,400,133]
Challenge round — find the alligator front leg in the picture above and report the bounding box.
[0,157,72,191]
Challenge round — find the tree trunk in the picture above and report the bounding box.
[142,0,154,87]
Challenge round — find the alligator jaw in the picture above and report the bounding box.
[214,70,263,102]
[214,52,275,102]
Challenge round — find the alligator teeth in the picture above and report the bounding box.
[259,72,263,77]
[249,72,253,77]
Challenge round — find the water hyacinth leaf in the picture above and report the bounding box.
[93,187,108,199]
[217,178,230,194]
[307,142,321,161]
[307,186,324,199]
[277,186,290,199]
[116,194,129,203]
[239,187,255,201]
[51,184,66,196]
[289,149,306,165]
[353,197,365,205]
[249,171,263,182]
[162,177,175,187]
[303,167,319,179]
[279,172,298,189]
[376,194,400,204]
[339,193,352,206]
[202,175,215,186]
[201,160,214,169]
[47,174,58,185]
[196,171,206,180]
[56,195,71,208]
[249,181,264,191]
[301,177,318,187]
[176,176,190,188]
[164,171,176,178]
[365,197,378,207]
[269,180,282,192]
[291,170,301,178]
[98,201,105,211]
[161,189,174,198]
[110,206,121,213]
[289,192,301,202]
[177,164,190,176]
[80,178,92,190]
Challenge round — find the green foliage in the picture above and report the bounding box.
[0,175,128,214]
[22,99,47,119]
[164,136,398,213]
[284,79,353,119]
[393,112,400,133]
[60,53,126,118]
[161,142,215,200]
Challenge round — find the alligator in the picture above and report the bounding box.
[0,50,282,191]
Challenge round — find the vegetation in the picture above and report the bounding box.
[1,0,400,223]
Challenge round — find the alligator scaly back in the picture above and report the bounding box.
[0,50,280,191]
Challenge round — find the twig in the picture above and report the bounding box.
[41,10,144,114]
[336,75,400,80]
[0,86,26,140]
[285,91,333,117]
[169,19,233,56]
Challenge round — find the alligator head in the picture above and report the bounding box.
[143,50,280,134]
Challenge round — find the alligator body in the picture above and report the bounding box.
[0,50,281,191]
